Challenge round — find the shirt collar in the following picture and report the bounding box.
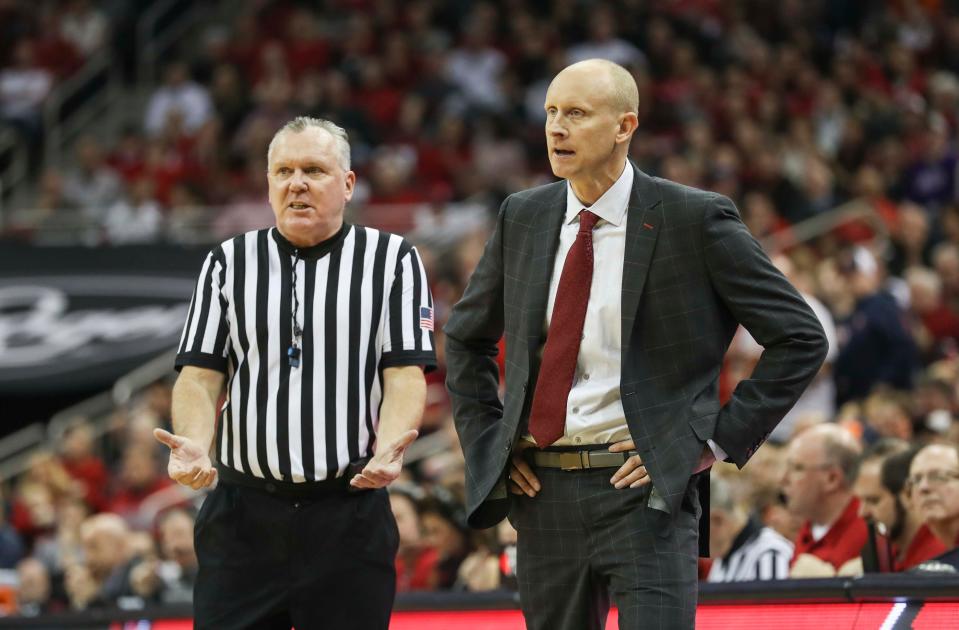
[271,223,350,259]
[564,162,633,227]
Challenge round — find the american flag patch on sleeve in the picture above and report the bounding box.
[419,306,434,331]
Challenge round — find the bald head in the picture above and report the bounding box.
[544,58,640,203]
[80,513,131,578]
[797,423,863,484]
[552,59,639,116]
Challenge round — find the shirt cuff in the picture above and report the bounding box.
[707,439,727,462]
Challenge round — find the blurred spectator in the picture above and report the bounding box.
[282,7,329,80]
[59,420,108,512]
[419,490,471,590]
[0,39,53,156]
[783,424,868,577]
[211,157,273,239]
[905,266,959,362]
[209,63,250,138]
[445,15,507,112]
[706,475,793,582]
[390,486,438,591]
[144,62,213,138]
[65,514,136,609]
[129,508,196,604]
[566,5,645,67]
[889,204,934,277]
[11,453,82,542]
[902,122,957,212]
[853,439,909,569]
[456,519,518,592]
[0,492,24,569]
[106,126,147,183]
[913,375,958,437]
[62,135,123,218]
[862,392,914,442]
[834,246,918,404]
[881,447,948,570]
[742,445,804,544]
[103,178,163,244]
[909,443,959,551]
[453,530,499,592]
[59,0,108,58]
[31,498,87,575]
[106,446,172,528]
[27,168,77,225]
[932,243,959,309]
[14,557,64,616]
[31,11,82,79]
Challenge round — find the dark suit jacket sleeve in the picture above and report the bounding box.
[702,194,828,466]
[444,199,508,489]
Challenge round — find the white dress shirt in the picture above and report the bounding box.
[526,163,726,461]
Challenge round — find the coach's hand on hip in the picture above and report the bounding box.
[508,439,541,497]
[154,428,218,490]
[609,439,650,489]
[350,429,419,489]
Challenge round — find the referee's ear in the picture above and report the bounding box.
[343,170,356,202]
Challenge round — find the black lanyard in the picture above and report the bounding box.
[288,251,302,367]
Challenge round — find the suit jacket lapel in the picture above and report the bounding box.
[526,184,567,360]
[622,165,663,355]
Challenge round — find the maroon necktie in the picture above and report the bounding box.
[528,210,600,447]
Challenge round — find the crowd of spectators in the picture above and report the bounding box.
[4,0,959,617]
[0,0,110,167]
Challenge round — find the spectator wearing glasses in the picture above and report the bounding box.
[782,424,868,577]
[908,443,959,552]
[880,448,947,570]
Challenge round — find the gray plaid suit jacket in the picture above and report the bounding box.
[445,164,828,532]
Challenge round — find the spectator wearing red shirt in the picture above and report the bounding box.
[59,422,109,512]
[783,424,869,576]
[872,447,949,570]
[899,522,948,570]
[906,266,959,362]
[106,446,172,528]
[850,439,946,571]
[909,444,959,551]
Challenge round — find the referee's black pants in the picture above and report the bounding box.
[193,481,398,630]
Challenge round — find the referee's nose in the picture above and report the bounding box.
[290,169,308,192]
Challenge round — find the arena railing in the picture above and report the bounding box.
[760,198,890,252]
[0,348,176,484]
[137,0,208,90]
[0,126,27,226]
[42,51,122,170]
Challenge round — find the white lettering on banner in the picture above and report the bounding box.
[0,285,189,368]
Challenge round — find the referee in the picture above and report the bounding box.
[154,116,436,629]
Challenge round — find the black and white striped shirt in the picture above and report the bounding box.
[175,224,436,482]
[706,518,794,582]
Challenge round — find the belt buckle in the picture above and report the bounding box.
[560,452,587,470]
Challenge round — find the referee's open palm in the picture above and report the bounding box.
[154,428,217,490]
[349,429,418,490]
